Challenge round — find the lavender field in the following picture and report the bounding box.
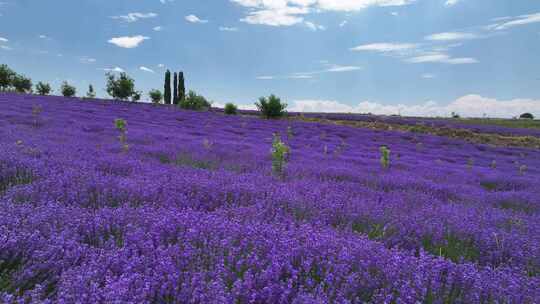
[1,93,539,303]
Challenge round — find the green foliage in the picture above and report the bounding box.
[114,118,128,152]
[520,113,534,120]
[61,81,76,97]
[173,72,178,105]
[12,74,32,93]
[379,146,390,169]
[131,91,142,102]
[271,133,290,177]
[178,72,185,102]
[35,82,52,95]
[451,112,461,119]
[224,103,238,115]
[0,64,16,91]
[106,72,137,101]
[86,85,96,99]
[164,70,171,105]
[149,89,163,104]
[180,90,211,110]
[256,94,287,119]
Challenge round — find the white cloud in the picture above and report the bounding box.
[185,15,208,23]
[406,52,478,64]
[350,42,418,52]
[0,36,7,42]
[421,73,435,79]
[339,20,348,27]
[80,57,96,64]
[153,26,163,31]
[304,21,326,31]
[491,13,540,30]
[256,76,275,80]
[0,45,11,50]
[444,0,459,7]
[425,31,478,41]
[108,35,149,48]
[325,64,362,72]
[111,12,158,23]
[157,64,165,68]
[390,11,399,16]
[101,67,125,73]
[240,7,308,26]
[287,74,314,79]
[219,26,239,31]
[139,66,155,73]
[289,95,540,118]
[39,34,48,39]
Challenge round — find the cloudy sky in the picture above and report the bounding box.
[1,0,539,117]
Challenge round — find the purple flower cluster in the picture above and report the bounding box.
[1,93,539,303]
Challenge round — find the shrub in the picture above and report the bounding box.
[12,74,32,93]
[35,82,52,95]
[86,85,96,99]
[271,133,290,177]
[61,81,76,97]
[256,94,287,118]
[380,146,390,169]
[520,113,534,120]
[149,89,163,104]
[180,90,211,110]
[131,91,142,102]
[451,112,461,119]
[0,64,15,91]
[106,72,137,101]
[114,118,128,152]
[224,103,238,115]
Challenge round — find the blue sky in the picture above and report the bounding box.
[1,0,539,117]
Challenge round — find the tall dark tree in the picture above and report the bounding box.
[173,72,178,105]
[164,70,171,104]
[178,71,185,102]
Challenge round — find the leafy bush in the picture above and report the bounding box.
[149,89,163,104]
[271,133,290,177]
[520,113,534,120]
[0,64,16,91]
[256,94,287,118]
[114,118,128,152]
[86,85,96,99]
[61,81,77,97]
[380,146,390,169]
[36,82,52,95]
[180,90,211,110]
[12,74,32,93]
[106,72,137,101]
[224,103,238,115]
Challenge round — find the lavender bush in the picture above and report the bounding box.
[0,93,539,303]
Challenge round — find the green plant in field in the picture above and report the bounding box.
[32,104,42,127]
[255,94,287,119]
[224,103,238,115]
[114,118,128,152]
[271,133,290,177]
[380,146,390,169]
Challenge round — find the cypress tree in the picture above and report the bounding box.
[173,72,178,105]
[164,70,171,104]
[178,71,185,102]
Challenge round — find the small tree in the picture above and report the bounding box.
[224,103,238,115]
[178,71,185,102]
[106,72,136,101]
[86,84,96,98]
[36,82,52,95]
[451,112,460,119]
[0,64,15,91]
[271,133,290,177]
[12,74,32,93]
[520,113,534,120]
[131,91,142,102]
[173,72,178,104]
[114,118,128,152]
[380,146,390,169]
[255,94,287,118]
[149,89,163,104]
[61,81,76,97]
[180,90,211,110]
[164,70,171,104]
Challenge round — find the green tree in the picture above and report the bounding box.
[86,84,96,98]
[178,71,185,102]
[224,103,238,115]
[35,82,52,95]
[164,70,171,104]
[61,81,76,97]
[255,94,287,118]
[173,72,178,104]
[105,72,136,101]
[520,113,534,120]
[131,91,142,102]
[12,74,32,93]
[180,90,211,110]
[0,64,15,91]
[149,89,163,104]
